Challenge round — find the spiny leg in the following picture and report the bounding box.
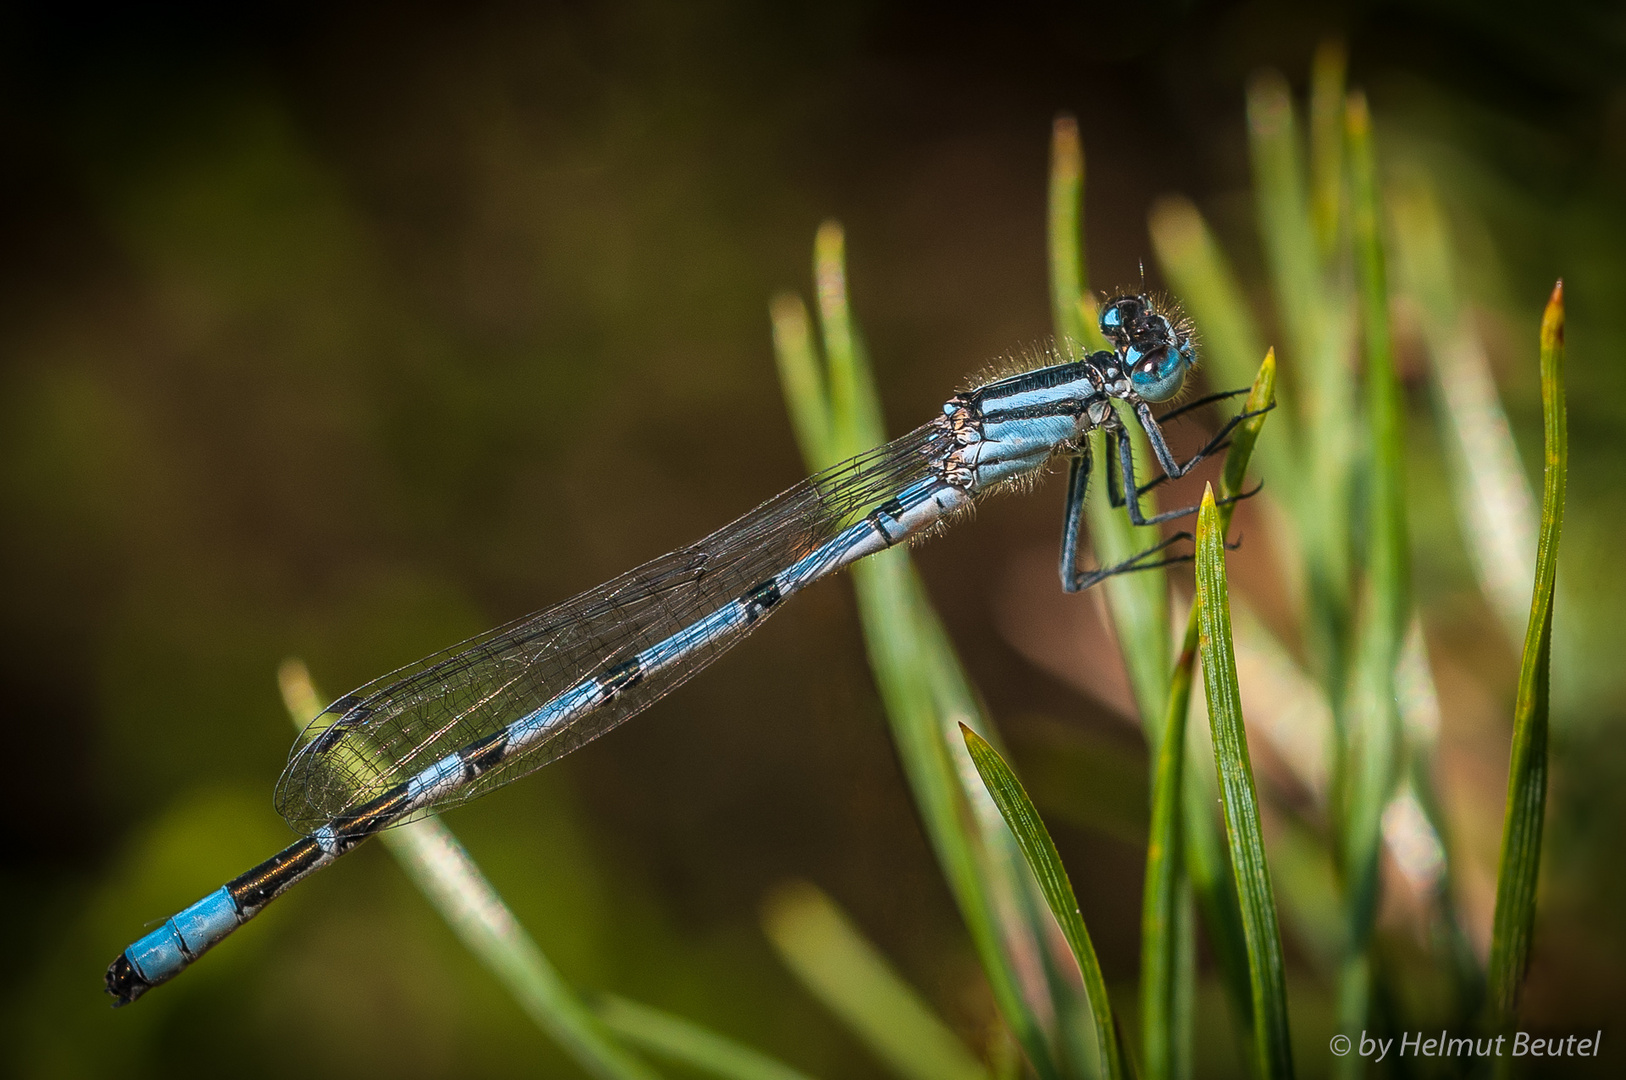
[1060,446,1193,592]
[1116,428,1265,527]
[1116,426,1193,527]
[1070,528,1254,592]
[1134,399,1273,481]
[1106,425,1193,507]
[1061,436,1254,591]
[1061,440,1223,592]
[1068,531,1196,592]
[1058,442,1092,593]
[1104,431,1126,509]
[1132,388,1250,497]
[1154,385,1251,426]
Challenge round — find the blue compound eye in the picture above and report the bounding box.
[1098,295,1147,347]
[1129,346,1189,402]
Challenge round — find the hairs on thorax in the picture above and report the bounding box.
[957,337,1092,393]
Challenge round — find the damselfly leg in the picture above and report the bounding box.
[1060,444,1206,592]
[1069,532,1198,592]
[1058,445,1093,593]
[1059,399,1265,592]
[1154,385,1251,427]
[1130,398,1275,501]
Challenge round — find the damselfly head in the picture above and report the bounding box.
[1098,292,1195,403]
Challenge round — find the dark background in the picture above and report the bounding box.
[2,2,1622,1076]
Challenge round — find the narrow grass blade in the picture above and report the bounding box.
[960,726,1127,1080]
[1302,56,1358,688]
[1141,355,1276,1080]
[1389,174,1538,643]
[1247,70,1318,368]
[1178,759,1256,1074]
[763,883,990,1080]
[1048,116,1107,353]
[1249,61,1356,696]
[1348,87,1408,724]
[276,661,660,1080]
[1048,114,1168,729]
[1308,41,1348,259]
[1214,352,1277,521]
[1194,488,1295,1080]
[770,292,833,468]
[597,996,818,1080]
[1337,94,1407,1056]
[1049,117,1167,729]
[1489,282,1566,1023]
[1139,628,1197,1080]
[774,223,1062,1079]
[814,222,885,458]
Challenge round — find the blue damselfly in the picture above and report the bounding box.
[107,294,1252,1004]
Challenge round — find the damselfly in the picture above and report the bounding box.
[107,293,1254,1004]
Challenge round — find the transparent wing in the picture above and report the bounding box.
[274,422,953,834]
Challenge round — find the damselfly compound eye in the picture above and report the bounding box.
[1128,344,1190,402]
[1099,295,1150,348]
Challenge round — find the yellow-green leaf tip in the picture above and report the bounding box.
[1051,114,1081,176]
[1345,89,1371,134]
[1248,348,1277,411]
[1542,280,1564,349]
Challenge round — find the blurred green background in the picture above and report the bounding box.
[1,2,1622,1076]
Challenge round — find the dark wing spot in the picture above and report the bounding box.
[598,658,644,700]
[742,579,782,622]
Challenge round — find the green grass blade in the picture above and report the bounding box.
[1348,86,1408,727]
[1140,627,1197,1080]
[1141,355,1276,1080]
[1388,174,1538,643]
[1049,114,1089,350]
[1179,769,1257,1074]
[1249,60,1356,696]
[1247,71,1318,369]
[597,996,818,1080]
[1047,115,1167,729]
[960,726,1127,1080]
[1048,116,1107,353]
[1215,352,1277,521]
[1489,282,1566,1023]
[814,222,885,458]
[1337,94,1407,1056]
[1388,170,1519,1016]
[1194,488,1295,1080]
[1307,40,1348,260]
[770,292,833,467]
[775,224,1062,1079]
[917,571,1110,1078]
[277,661,660,1080]
[763,883,990,1080]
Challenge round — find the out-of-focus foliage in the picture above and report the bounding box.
[1,4,1620,1078]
